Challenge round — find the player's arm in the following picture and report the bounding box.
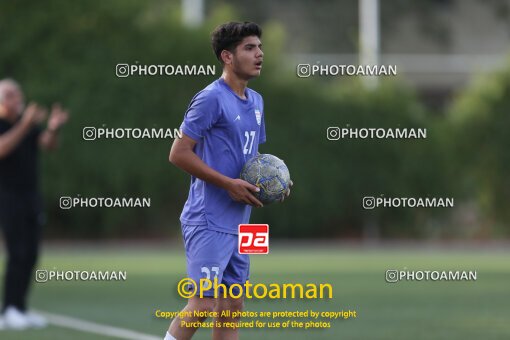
[0,103,45,159]
[169,133,263,207]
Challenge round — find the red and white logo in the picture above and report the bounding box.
[238,224,269,254]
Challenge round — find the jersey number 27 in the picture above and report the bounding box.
[243,131,256,155]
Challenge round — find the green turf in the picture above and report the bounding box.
[0,243,509,339]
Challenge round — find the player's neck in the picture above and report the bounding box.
[221,72,248,99]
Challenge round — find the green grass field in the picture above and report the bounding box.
[0,243,509,339]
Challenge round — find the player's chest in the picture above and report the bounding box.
[218,104,263,132]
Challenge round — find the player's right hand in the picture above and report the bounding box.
[21,102,47,126]
[226,178,264,208]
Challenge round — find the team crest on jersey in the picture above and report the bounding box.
[255,109,262,126]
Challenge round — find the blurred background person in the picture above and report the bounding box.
[0,79,68,330]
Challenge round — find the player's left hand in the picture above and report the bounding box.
[47,103,69,131]
[280,180,293,203]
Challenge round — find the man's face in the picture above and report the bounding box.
[229,36,264,79]
[0,85,24,116]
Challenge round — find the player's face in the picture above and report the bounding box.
[231,36,263,79]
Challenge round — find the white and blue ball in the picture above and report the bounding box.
[240,154,291,204]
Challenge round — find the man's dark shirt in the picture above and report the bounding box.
[0,118,40,195]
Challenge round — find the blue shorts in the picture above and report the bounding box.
[182,225,250,297]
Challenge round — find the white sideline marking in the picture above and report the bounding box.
[37,310,161,340]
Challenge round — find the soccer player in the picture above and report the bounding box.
[0,79,68,329]
[166,22,290,340]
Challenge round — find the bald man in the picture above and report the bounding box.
[0,79,68,330]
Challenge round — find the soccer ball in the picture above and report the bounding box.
[240,154,291,204]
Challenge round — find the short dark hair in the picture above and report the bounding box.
[211,22,262,64]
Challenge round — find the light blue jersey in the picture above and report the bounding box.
[179,78,266,234]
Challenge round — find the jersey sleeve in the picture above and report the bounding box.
[180,90,221,141]
[259,99,266,144]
